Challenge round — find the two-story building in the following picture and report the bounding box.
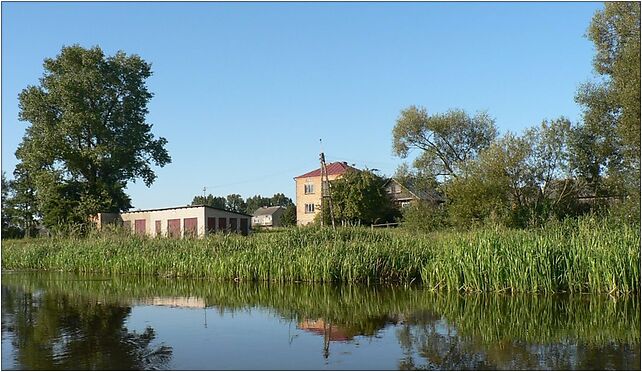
[294,161,357,225]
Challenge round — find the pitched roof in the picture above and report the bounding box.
[294,161,357,179]
[384,178,445,203]
[253,206,285,216]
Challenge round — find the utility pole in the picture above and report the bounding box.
[202,186,206,199]
[319,139,336,229]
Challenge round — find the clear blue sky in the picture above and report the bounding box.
[2,2,603,210]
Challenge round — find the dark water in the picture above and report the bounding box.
[1,271,639,370]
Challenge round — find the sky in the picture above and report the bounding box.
[2,2,603,210]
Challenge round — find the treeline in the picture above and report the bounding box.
[190,192,296,225]
[395,3,639,231]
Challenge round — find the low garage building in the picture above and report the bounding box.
[95,205,252,237]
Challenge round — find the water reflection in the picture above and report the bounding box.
[1,283,172,370]
[1,271,639,370]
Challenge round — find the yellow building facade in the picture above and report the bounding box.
[294,162,355,226]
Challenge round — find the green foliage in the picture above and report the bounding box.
[400,201,447,232]
[280,204,297,226]
[581,2,640,160]
[225,194,247,214]
[15,45,170,228]
[392,106,497,179]
[327,169,398,225]
[245,194,272,214]
[2,216,638,293]
[191,194,226,209]
[270,192,294,207]
[573,3,640,220]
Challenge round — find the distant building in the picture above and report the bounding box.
[94,205,252,238]
[383,178,445,208]
[252,206,286,228]
[294,161,358,225]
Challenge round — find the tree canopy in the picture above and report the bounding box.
[392,106,497,179]
[15,45,170,227]
[320,169,398,226]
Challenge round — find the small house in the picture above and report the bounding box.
[95,205,252,237]
[252,206,286,228]
[383,178,445,208]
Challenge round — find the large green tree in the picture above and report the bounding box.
[225,194,247,214]
[579,2,640,160]
[574,3,640,205]
[16,45,171,227]
[392,106,497,179]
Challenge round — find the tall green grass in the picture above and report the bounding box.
[2,216,639,293]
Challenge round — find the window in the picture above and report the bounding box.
[304,183,314,194]
[388,183,401,194]
[305,203,315,214]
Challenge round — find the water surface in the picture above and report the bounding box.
[1,271,639,370]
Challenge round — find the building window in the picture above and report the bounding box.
[388,183,401,194]
[304,183,315,194]
[305,203,315,214]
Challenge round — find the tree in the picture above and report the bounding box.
[580,2,640,160]
[191,194,226,209]
[280,204,297,226]
[15,45,170,227]
[1,172,19,238]
[7,165,40,237]
[225,194,247,214]
[392,106,497,179]
[270,193,294,207]
[245,195,272,215]
[325,169,398,225]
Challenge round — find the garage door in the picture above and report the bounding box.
[167,219,180,238]
[240,218,248,236]
[135,219,146,235]
[184,218,198,237]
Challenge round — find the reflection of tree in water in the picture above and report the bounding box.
[395,307,641,370]
[2,272,639,370]
[1,285,172,370]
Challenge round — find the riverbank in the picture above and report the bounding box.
[1,217,639,293]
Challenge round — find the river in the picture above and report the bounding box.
[1,271,639,370]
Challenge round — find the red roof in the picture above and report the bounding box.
[294,161,356,179]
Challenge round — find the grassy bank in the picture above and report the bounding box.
[1,217,639,293]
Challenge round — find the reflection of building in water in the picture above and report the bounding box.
[136,297,205,308]
[298,319,353,341]
[298,319,356,359]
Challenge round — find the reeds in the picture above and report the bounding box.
[1,216,639,293]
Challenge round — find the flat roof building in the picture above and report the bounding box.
[95,205,252,237]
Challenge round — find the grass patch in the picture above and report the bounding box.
[2,216,639,293]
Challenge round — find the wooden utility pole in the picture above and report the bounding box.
[319,140,336,229]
